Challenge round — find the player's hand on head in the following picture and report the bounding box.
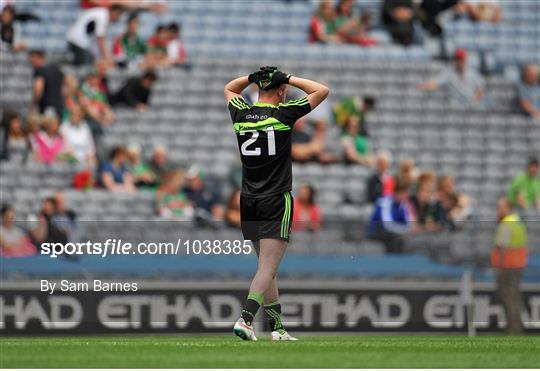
[259,66,277,72]
[248,70,272,88]
[263,70,291,91]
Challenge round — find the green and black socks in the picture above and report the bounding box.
[241,292,263,326]
[264,300,285,333]
[241,293,285,333]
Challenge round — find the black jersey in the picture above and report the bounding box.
[228,96,311,198]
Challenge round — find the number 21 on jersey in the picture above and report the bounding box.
[240,126,276,156]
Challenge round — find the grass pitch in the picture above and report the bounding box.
[1,335,539,368]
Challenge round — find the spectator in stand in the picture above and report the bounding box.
[418,48,486,107]
[436,192,459,231]
[309,0,342,44]
[166,22,187,66]
[94,59,111,100]
[396,158,417,190]
[111,70,158,111]
[382,0,415,46]
[184,165,224,221]
[454,0,502,23]
[33,114,66,164]
[368,180,413,253]
[28,50,65,119]
[366,150,395,204]
[416,171,437,192]
[334,0,377,46]
[29,197,68,252]
[409,182,442,232]
[127,145,157,188]
[25,111,41,139]
[60,104,96,166]
[517,64,540,120]
[62,74,81,120]
[81,0,166,14]
[79,73,116,126]
[112,13,147,69]
[225,189,241,228]
[51,192,81,243]
[0,205,37,257]
[146,25,172,68]
[291,118,339,163]
[418,0,460,37]
[156,169,194,220]
[436,174,472,225]
[292,183,322,232]
[0,110,31,163]
[508,158,540,210]
[98,145,136,193]
[0,5,26,52]
[333,96,376,135]
[312,119,341,163]
[341,115,373,166]
[147,145,172,186]
[67,5,124,65]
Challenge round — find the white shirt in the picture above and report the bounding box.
[435,67,485,105]
[60,120,95,164]
[67,7,109,50]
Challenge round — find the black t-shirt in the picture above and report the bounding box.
[228,96,311,198]
[115,78,150,107]
[34,64,64,115]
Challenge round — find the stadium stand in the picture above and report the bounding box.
[1,0,539,281]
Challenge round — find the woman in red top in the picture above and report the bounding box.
[293,183,322,232]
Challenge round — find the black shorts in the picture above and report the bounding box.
[240,191,294,242]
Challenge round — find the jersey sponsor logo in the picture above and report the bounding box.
[245,114,269,121]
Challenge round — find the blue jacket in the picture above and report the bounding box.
[368,196,412,236]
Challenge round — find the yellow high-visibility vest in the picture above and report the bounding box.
[491,213,528,269]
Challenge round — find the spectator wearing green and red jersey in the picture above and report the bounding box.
[112,13,146,69]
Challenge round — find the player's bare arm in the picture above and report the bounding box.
[288,76,330,109]
[223,75,250,102]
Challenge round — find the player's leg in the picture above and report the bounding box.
[244,238,286,316]
[252,241,279,303]
[234,193,294,341]
[234,238,285,340]
[253,240,298,340]
[233,196,260,340]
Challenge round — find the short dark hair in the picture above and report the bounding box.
[528,158,539,167]
[168,22,180,33]
[1,110,19,128]
[155,24,165,33]
[1,204,13,217]
[44,196,57,208]
[394,180,410,194]
[127,12,138,23]
[143,70,158,82]
[363,96,376,110]
[110,4,125,13]
[2,5,15,16]
[29,49,45,58]
[110,145,127,160]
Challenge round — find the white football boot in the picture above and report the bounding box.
[233,318,258,341]
[271,330,299,341]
